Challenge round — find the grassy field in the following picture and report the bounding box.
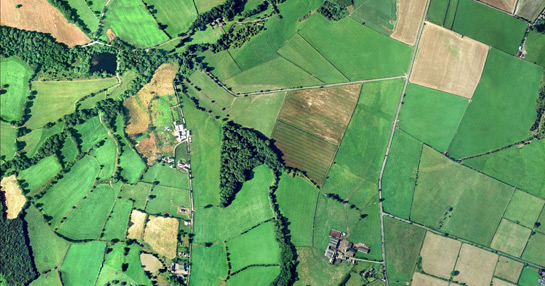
[452,0,527,54]
[519,267,542,286]
[38,155,99,226]
[198,50,241,81]
[382,131,422,219]
[276,34,348,83]
[57,184,115,240]
[0,57,32,122]
[427,0,450,26]
[193,165,274,243]
[145,0,197,36]
[411,146,514,245]
[119,138,146,183]
[230,92,286,137]
[298,14,412,81]
[295,247,354,285]
[119,182,152,210]
[26,78,117,129]
[190,245,228,286]
[227,222,280,272]
[90,137,117,180]
[67,0,99,33]
[420,232,461,279]
[313,195,349,250]
[60,137,79,165]
[490,219,531,257]
[495,256,523,283]
[276,173,318,247]
[95,244,151,286]
[142,163,189,189]
[503,190,545,228]
[194,0,224,13]
[0,122,17,161]
[524,30,545,67]
[29,270,62,286]
[349,0,396,36]
[101,199,132,241]
[453,244,498,286]
[515,0,545,20]
[102,0,169,47]
[60,241,106,286]
[25,206,70,273]
[383,216,426,284]
[448,49,543,159]
[145,185,191,215]
[226,266,279,286]
[78,90,107,110]
[522,232,545,266]
[75,115,109,152]
[17,155,61,194]
[398,84,468,152]
[20,121,64,157]
[189,71,234,108]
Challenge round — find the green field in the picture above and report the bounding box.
[427,0,450,26]
[349,0,396,36]
[198,50,241,81]
[503,190,545,228]
[26,206,70,273]
[452,0,527,54]
[383,216,426,284]
[145,185,191,215]
[95,244,151,286]
[194,0,224,13]
[18,155,61,194]
[145,0,197,36]
[29,270,62,286]
[411,146,514,245]
[491,219,531,257]
[515,0,545,20]
[101,199,132,241]
[37,155,100,226]
[295,247,354,285]
[398,84,468,152]
[227,222,280,272]
[78,90,108,110]
[88,0,108,13]
[60,241,106,286]
[57,184,116,240]
[103,0,169,47]
[20,121,64,157]
[26,78,117,129]
[313,195,349,250]
[382,131,422,219]
[193,165,274,243]
[90,137,117,180]
[190,245,228,286]
[276,34,348,83]
[119,139,146,183]
[0,122,17,161]
[75,115,109,152]
[522,233,545,266]
[0,57,32,122]
[449,49,543,159]
[465,139,545,199]
[226,266,279,286]
[119,182,152,210]
[525,30,545,67]
[142,163,189,189]
[229,92,285,137]
[298,14,412,81]
[67,0,99,33]
[276,173,318,247]
[60,137,79,165]
[518,267,542,286]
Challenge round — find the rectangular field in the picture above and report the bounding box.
[60,241,106,286]
[515,0,545,20]
[524,30,545,67]
[503,190,545,227]
[145,185,190,215]
[101,199,132,241]
[119,182,152,210]
[349,0,396,36]
[95,244,151,286]
[0,122,17,161]
[420,232,461,279]
[142,163,189,189]
[0,57,32,122]
[190,245,228,286]
[226,222,280,272]
[390,0,427,46]
[230,92,286,137]
[521,232,545,266]
[143,215,179,259]
[453,244,497,286]
[494,256,523,283]
[490,219,531,257]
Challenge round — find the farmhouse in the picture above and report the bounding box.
[173,122,190,142]
[324,229,370,264]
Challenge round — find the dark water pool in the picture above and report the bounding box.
[90,52,117,74]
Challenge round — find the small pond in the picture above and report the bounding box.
[90,52,117,74]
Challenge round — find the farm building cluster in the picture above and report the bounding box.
[324,229,370,264]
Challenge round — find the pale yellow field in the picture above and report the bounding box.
[420,232,461,279]
[1,175,26,219]
[453,244,497,286]
[490,219,531,257]
[127,210,147,239]
[492,278,516,286]
[411,272,449,286]
[140,253,163,274]
[391,0,427,46]
[410,22,489,98]
[479,0,518,13]
[494,256,523,283]
[143,215,179,259]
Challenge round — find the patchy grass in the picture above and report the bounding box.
[495,256,523,283]
[295,247,354,285]
[126,210,147,240]
[349,0,396,36]
[119,182,152,210]
[95,244,152,286]
[143,215,179,259]
[90,137,117,180]
[490,219,531,257]
[119,138,146,183]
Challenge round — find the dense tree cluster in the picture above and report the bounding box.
[47,0,91,33]
[211,23,264,53]
[190,0,247,32]
[531,86,545,138]
[219,121,285,207]
[318,0,349,21]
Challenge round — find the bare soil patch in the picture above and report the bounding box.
[494,256,523,283]
[391,0,427,46]
[127,210,147,239]
[453,244,497,286]
[140,253,163,274]
[0,175,26,219]
[410,22,489,98]
[0,0,89,47]
[411,272,449,286]
[277,84,361,146]
[479,0,518,13]
[143,215,179,259]
[420,232,461,279]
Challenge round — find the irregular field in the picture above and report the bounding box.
[295,247,353,286]
[524,30,545,67]
[411,272,449,286]
[390,0,427,45]
[67,0,99,33]
[277,84,361,145]
[90,137,117,180]
[145,0,197,36]
[0,57,32,122]
[494,256,523,283]
[119,182,152,210]
[75,115,108,152]
[145,185,190,216]
[227,222,280,272]
[29,270,62,286]
[127,209,147,240]
[226,267,279,286]
[230,92,286,137]
[60,241,106,286]
[515,0,545,20]
[521,232,545,266]
[17,149,61,190]
[20,121,65,157]
[143,215,179,259]
[60,137,79,165]
[102,199,132,241]
[190,245,228,286]
[490,219,531,257]
[0,122,17,161]
[26,78,117,129]
[349,0,396,36]
[194,0,223,13]
[420,232,461,279]
[1,175,26,219]
[119,139,146,183]
[96,244,151,286]
[140,253,163,274]
[479,0,517,13]
[409,22,489,99]
[0,0,89,47]
[503,190,545,228]
[142,163,189,189]
[453,244,497,286]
